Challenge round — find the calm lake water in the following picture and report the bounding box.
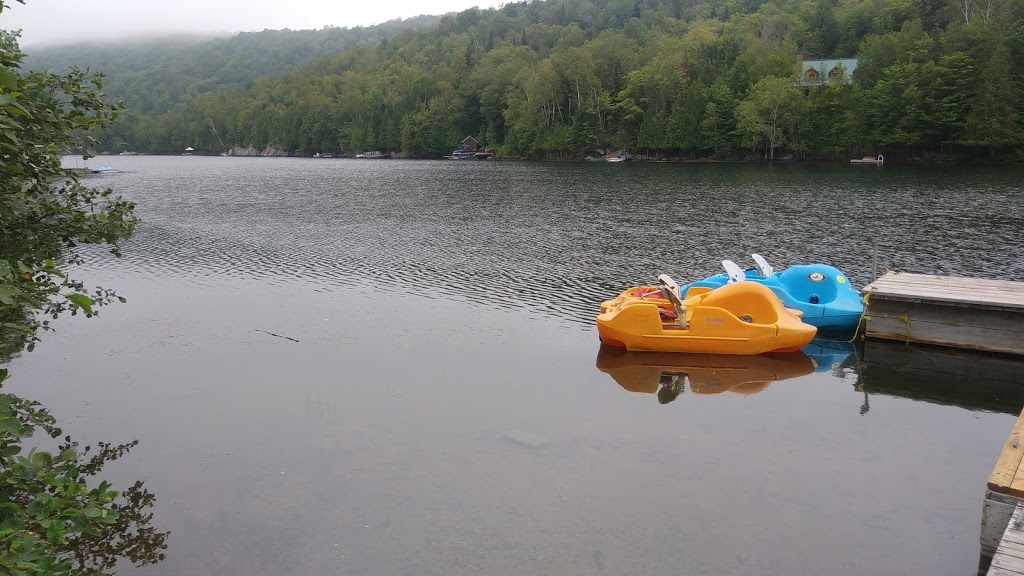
[8,157,1024,575]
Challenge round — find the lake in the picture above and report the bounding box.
[7,156,1024,575]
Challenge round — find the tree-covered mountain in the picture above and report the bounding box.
[22,16,440,116]
[23,0,1024,160]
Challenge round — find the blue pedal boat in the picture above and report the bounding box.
[678,255,864,333]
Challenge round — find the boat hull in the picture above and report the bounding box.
[851,155,884,165]
[596,282,817,355]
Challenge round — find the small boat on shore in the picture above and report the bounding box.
[356,151,392,159]
[851,154,883,165]
[445,135,494,159]
[597,275,817,354]
[444,148,494,160]
[61,166,116,175]
[313,152,336,158]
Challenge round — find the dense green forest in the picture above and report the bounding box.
[22,0,1024,160]
[22,17,439,117]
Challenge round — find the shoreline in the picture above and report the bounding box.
[82,152,1022,165]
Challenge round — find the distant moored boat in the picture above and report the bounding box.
[850,154,883,165]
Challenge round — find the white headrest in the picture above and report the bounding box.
[751,254,773,278]
[722,260,745,283]
[657,274,681,299]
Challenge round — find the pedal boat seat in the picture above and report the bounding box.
[657,274,688,329]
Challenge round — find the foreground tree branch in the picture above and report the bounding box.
[1,3,168,574]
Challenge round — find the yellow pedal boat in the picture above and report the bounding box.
[596,275,817,355]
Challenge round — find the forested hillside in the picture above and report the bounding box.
[22,16,439,116]
[27,0,1024,160]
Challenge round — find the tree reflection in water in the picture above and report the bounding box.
[0,379,169,576]
[56,439,170,574]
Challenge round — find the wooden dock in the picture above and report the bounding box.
[983,408,1024,569]
[861,273,1024,356]
[989,503,1024,575]
[988,408,1024,500]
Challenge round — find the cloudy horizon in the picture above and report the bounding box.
[2,0,508,47]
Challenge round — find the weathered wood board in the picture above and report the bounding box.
[862,273,1024,356]
[989,504,1024,575]
[983,491,1024,559]
[863,273,1024,310]
[982,408,1024,568]
[987,408,1024,497]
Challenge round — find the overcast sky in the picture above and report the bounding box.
[2,0,508,47]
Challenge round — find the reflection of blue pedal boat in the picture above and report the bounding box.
[679,255,864,333]
[801,337,860,373]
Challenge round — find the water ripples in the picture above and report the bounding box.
[73,157,1024,327]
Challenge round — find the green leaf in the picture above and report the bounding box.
[83,506,102,518]
[0,96,29,117]
[65,293,93,315]
[1,323,34,334]
[19,294,43,309]
[0,66,16,90]
[0,415,22,435]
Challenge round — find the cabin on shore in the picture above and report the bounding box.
[460,136,479,151]
[797,58,858,87]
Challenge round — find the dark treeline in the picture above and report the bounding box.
[27,0,1024,160]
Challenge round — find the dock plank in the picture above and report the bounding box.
[992,555,1024,575]
[988,408,1024,496]
[1005,520,1024,548]
[863,273,1024,310]
[991,504,1024,575]
[998,540,1024,561]
[1010,475,1024,502]
[864,276,1024,298]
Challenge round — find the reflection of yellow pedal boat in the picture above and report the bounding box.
[596,275,817,355]
[595,344,816,402]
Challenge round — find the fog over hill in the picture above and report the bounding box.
[21,18,441,116]
[2,0,507,47]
